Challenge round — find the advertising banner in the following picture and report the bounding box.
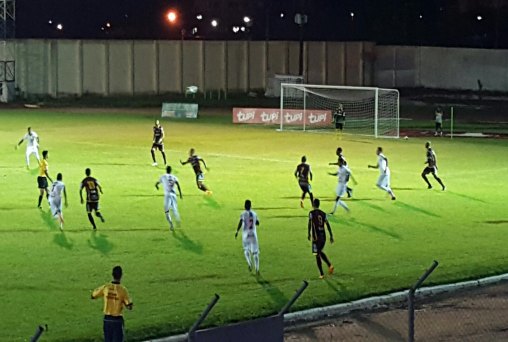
[161,103,198,119]
[232,107,332,126]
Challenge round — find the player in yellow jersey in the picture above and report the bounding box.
[92,266,133,342]
[37,150,53,209]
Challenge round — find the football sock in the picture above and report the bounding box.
[87,214,97,229]
[151,150,156,163]
[253,252,259,272]
[316,256,324,276]
[38,195,43,207]
[161,152,167,165]
[199,184,209,192]
[422,174,432,188]
[173,209,181,223]
[435,176,445,189]
[96,212,105,223]
[320,252,332,267]
[244,250,252,269]
[309,192,314,205]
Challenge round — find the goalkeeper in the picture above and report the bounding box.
[332,104,346,135]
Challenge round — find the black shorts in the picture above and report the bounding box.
[152,143,164,151]
[335,123,344,130]
[312,239,326,255]
[422,166,437,175]
[435,122,442,130]
[86,201,100,213]
[299,182,312,193]
[37,176,48,189]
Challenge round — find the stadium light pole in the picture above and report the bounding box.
[294,13,307,76]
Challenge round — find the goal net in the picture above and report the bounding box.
[280,83,400,138]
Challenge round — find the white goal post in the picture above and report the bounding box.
[280,83,400,138]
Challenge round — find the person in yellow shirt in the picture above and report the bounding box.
[92,266,133,342]
[37,150,53,209]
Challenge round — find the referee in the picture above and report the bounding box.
[92,266,133,342]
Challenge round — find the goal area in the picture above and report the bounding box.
[280,83,400,138]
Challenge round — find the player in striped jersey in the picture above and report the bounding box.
[155,165,182,231]
[235,200,260,275]
[368,147,396,200]
[294,156,314,208]
[308,198,334,279]
[422,141,445,190]
[80,168,105,230]
[151,120,167,166]
[180,148,211,194]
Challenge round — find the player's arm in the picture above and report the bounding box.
[79,183,85,204]
[368,162,379,169]
[328,171,338,176]
[294,167,298,179]
[91,285,105,300]
[45,169,53,183]
[200,158,208,170]
[235,219,243,239]
[123,290,134,310]
[325,219,334,243]
[160,128,164,142]
[63,187,68,207]
[307,216,312,241]
[180,158,188,165]
[155,181,160,190]
[328,161,339,166]
[349,172,358,185]
[176,181,183,199]
[309,168,313,182]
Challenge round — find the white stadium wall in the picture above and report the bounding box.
[14,39,508,98]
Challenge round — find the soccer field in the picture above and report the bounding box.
[1,108,507,341]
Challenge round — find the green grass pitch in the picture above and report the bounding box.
[1,108,507,341]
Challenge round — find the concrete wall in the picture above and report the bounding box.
[375,45,508,91]
[13,39,375,97]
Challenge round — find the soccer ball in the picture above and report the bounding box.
[404,136,409,140]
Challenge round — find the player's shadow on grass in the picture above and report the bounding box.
[40,209,59,231]
[354,200,386,213]
[256,276,288,308]
[353,314,406,342]
[347,218,402,240]
[446,190,488,204]
[483,220,508,225]
[254,206,300,211]
[324,278,347,295]
[172,230,203,254]
[88,232,114,255]
[391,187,423,191]
[200,196,221,210]
[53,232,74,250]
[393,201,441,218]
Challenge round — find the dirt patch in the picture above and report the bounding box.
[285,281,508,341]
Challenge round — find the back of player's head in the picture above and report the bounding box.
[313,198,320,208]
[85,168,91,176]
[301,155,306,163]
[166,165,172,174]
[336,147,342,155]
[189,148,195,155]
[56,173,62,181]
[27,126,31,132]
[425,141,431,148]
[42,150,48,158]
[112,265,123,280]
[244,199,251,210]
[377,147,383,154]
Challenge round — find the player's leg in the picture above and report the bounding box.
[252,242,260,274]
[377,175,396,199]
[160,146,167,165]
[315,254,324,278]
[331,184,349,214]
[164,195,174,230]
[308,187,314,207]
[431,170,445,190]
[170,194,181,224]
[25,148,31,168]
[150,145,157,165]
[34,148,40,163]
[242,240,252,271]
[299,183,307,208]
[86,203,97,230]
[94,203,105,222]
[421,168,432,188]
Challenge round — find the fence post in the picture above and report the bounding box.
[408,260,439,342]
[188,294,220,342]
[279,280,309,316]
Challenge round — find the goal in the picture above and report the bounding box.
[279,83,400,138]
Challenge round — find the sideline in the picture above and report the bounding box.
[145,272,508,342]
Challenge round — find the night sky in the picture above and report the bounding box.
[13,0,508,48]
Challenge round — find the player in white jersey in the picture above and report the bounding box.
[155,165,182,230]
[368,147,396,200]
[235,200,260,275]
[16,127,40,169]
[49,173,68,229]
[329,158,357,214]
[434,106,443,136]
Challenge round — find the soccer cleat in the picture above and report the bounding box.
[428,185,432,189]
[256,270,260,276]
[328,265,335,275]
[442,185,446,191]
[100,216,105,223]
[152,162,158,166]
[300,200,304,208]
[319,275,325,279]
[391,196,396,200]
[205,190,213,196]
[248,265,252,272]
[347,188,353,198]
[93,226,97,230]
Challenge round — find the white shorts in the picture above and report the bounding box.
[243,235,259,254]
[164,193,178,213]
[50,197,62,216]
[26,146,40,160]
[377,173,391,188]
[336,183,348,197]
